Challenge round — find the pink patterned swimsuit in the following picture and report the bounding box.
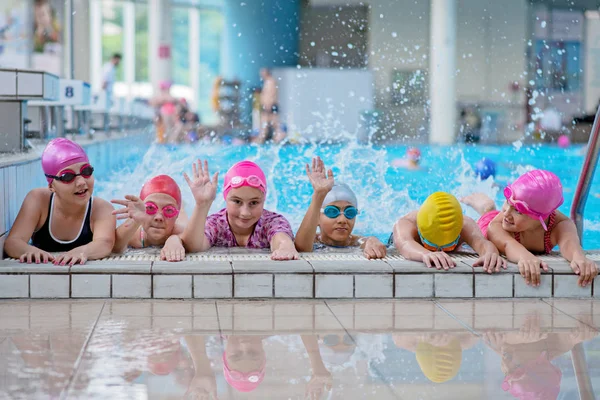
[204,208,294,249]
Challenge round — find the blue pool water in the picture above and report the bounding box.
[95,142,600,249]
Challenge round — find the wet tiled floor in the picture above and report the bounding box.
[0,299,599,399]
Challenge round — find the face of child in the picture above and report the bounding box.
[142,193,179,242]
[318,201,356,245]
[225,336,265,374]
[226,186,265,233]
[50,161,94,204]
[501,201,539,232]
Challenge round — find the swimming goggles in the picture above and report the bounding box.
[224,175,266,193]
[418,230,460,252]
[222,353,265,383]
[45,164,94,184]
[145,202,180,219]
[503,185,561,230]
[321,205,359,220]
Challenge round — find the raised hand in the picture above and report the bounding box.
[184,160,219,205]
[111,195,149,223]
[305,156,334,196]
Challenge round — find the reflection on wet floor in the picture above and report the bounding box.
[0,299,599,399]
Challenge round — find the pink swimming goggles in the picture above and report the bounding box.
[223,175,266,194]
[503,185,561,230]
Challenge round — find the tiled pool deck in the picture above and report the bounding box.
[1,250,599,299]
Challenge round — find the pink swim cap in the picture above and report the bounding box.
[503,170,563,230]
[557,135,570,149]
[159,80,172,91]
[223,161,267,200]
[222,352,265,392]
[140,175,182,208]
[42,138,89,184]
[502,352,562,400]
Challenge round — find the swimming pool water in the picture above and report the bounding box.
[95,142,600,250]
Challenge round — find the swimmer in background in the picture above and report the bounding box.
[392,147,421,170]
[111,174,188,262]
[295,156,387,259]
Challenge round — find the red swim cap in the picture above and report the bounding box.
[140,175,182,207]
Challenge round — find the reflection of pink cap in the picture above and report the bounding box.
[502,352,562,400]
[140,175,182,207]
[42,138,89,183]
[223,161,267,200]
[222,352,266,392]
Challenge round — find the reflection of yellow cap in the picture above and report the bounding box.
[417,192,463,247]
[415,339,462,383]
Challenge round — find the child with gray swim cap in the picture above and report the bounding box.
[295,157,387,259]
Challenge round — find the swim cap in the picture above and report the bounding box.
[557,134,570,148]
[222,352,266,392]
[503,170,563,230]
[502,352,562,400]
[42,138,89,184]
[474,158,496,180]
[159,80,172,91]
[417,192,463,249]
[223,160,267,200]
[415,339,462,383]
[140,175,182,208]
[323,183,358,208]
[407,147,421,162]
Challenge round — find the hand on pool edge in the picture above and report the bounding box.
[271,248,299,261]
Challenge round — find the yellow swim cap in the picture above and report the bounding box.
[417,192,463,249]
[415,339,462,383]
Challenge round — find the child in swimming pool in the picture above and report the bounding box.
[391,192,506,272]
[180,160,298,260]
[4,138,115,265]
[461,169,598,287]
[111,174,188,262]
[294,157,387,259]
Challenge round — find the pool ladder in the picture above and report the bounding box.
[571,104,600,243]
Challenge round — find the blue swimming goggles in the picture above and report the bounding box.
[321,205,359,220]
[418,230,460,252]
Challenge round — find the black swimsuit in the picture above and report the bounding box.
[31,193,94,252]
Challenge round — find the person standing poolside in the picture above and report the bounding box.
[391,192,506,273]
[462,169,598,287]
[295,156,387,259]
[180,160,298,260]
[253,68,285,144]
[111,175,188,262]
[4,138,115,265]
[101,53,122,109]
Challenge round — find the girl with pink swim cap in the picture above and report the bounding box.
[462,169,597,288]
[4,138,115,265]
[110,174,189,262]
[178,160,298,260]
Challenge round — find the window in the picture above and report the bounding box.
[172,6,190,86]
[198,9,223,122]
[101,1,124,81]
[135,2,149,82]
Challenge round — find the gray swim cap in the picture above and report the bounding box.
[323,183,358,208]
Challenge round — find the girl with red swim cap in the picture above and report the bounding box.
[462,169,597,288]
[4,138,116,265]
[111,174,188,261]
[178,160,298,260]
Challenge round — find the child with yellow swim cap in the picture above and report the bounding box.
[391,192,506,272]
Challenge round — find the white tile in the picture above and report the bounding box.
[0,275,28,298]
[395,274,433,298]
[71,274,110,298]
[194,275,232,298]
[514,275,552,297]
[554,275,592,298]
[112,275,151,298]
[434,274,473,298]
[0,169,5,234]
[30,274,69,298]
[315,275,353,298]
[274,274,313,298]
[6,167,16,229]
[234,274,273,298]
[475,274,513,297]
[153,275,192,299]
[354,275,393,298]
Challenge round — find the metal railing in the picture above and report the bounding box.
[571,105,600,243]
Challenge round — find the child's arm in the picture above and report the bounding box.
[487,220,548,286]
[554,219,598,287]
[359,236,387,259]
[295,157,334,252]
[460,216,506,273]
[180,160,218,253]
[111,194,152,253]
[271,232,299,261]
[4,190,54,263]
[392,212,456,270]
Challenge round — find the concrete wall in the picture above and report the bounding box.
[307,0,529,141]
